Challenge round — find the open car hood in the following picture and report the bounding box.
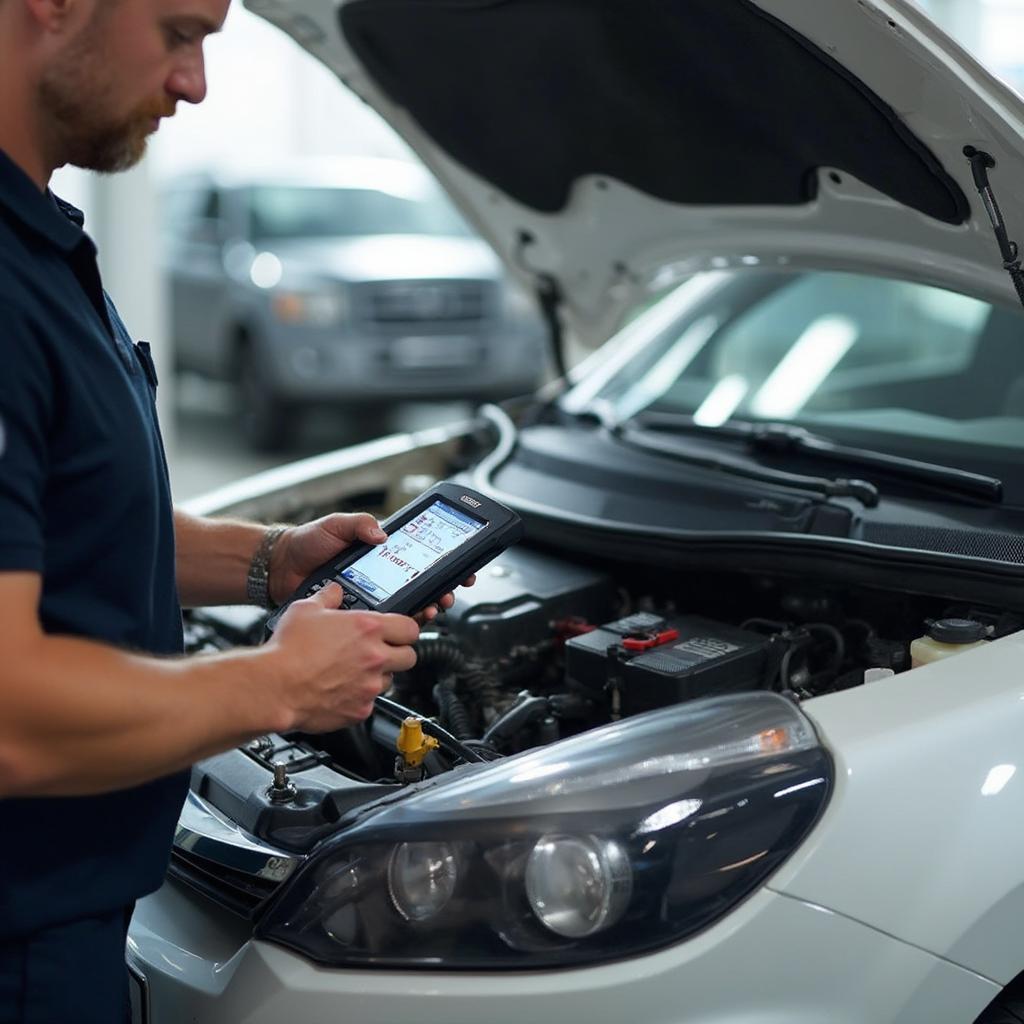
[246,0,1024,342]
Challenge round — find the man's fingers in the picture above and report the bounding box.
[385,643,419,675]
[377,612,422,645]
[307,581,344,608]
[426,576,474,616]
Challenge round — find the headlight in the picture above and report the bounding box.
[257,693,831,969]
[525,834,632,938]
[270,287,348,327]
[387,841,459,922]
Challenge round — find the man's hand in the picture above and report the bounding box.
[269,513,384,605]
[269,512,474,620]
[267,582,419,732]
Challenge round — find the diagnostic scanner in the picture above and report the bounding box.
[266,482,522,630]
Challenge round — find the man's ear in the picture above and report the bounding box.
[23,0,93,34]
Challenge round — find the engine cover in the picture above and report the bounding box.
[440,547,617,657]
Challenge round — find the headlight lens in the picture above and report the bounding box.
[388,842,459,922]
[525,834,632,938]
[257,692,831,969]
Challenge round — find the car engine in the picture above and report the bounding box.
[177,541,1022,876]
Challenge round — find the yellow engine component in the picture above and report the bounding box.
[396,716,440,768]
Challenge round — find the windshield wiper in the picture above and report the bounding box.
[587,407,881,508]
[626,411,1003,504]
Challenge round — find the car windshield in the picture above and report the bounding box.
[568,269,1024,466]
[248,184,473,240]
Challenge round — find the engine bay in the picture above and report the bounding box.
[177,541,1023,877]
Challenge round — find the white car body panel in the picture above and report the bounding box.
[130,881,998,1023]
[771,629,1024,985]
[246,0,1024,341]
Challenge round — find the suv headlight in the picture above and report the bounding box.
[257,693,831,969]
[271,286,348,327]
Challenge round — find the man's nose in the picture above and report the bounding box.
[166,53,207,105]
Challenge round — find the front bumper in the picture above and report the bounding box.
[129,878,997,1024]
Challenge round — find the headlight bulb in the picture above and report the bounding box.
[525,834,632,938]
[387,842,458,922]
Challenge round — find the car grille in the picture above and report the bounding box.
[862,522,1024,563]
[169,848,281,918]
[360,280,492,323]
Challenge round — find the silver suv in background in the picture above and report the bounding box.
[160,159,549,449]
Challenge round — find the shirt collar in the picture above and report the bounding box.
[0,148,88,253]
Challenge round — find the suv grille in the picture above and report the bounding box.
[362,280,492,323]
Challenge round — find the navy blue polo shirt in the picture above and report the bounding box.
[0,149,188,939]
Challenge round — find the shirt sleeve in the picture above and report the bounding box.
[0,299,53,571]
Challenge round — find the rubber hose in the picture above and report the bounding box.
[415,636,467,673]
[481,695,551,747]
[437,683,475,740]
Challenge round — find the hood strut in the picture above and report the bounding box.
[964,146,1024,311]
[514,229,569,387]
[537,272,568,384]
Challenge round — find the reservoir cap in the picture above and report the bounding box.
[926,618,989,644]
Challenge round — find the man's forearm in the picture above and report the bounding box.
[0,631,292,797]
[174,509,270,608]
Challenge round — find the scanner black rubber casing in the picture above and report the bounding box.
[265,482,522,631]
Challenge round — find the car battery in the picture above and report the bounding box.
[565,612,771,716]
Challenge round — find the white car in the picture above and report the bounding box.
[128,2,1024,1022]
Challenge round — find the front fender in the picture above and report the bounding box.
[769,631,1024,984]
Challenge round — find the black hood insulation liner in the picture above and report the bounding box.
[341,0,968,224]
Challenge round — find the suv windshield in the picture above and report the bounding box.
[248,185,473,240]
[574,270,1024,463]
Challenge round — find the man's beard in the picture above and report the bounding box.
[38,31,173,173]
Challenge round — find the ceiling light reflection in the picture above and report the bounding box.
[751,315,858,418]
[773,777,826,799]
[981,764,1016,796]
[693,374,749,426]
[634,798,703,835]
[509,761,571,785]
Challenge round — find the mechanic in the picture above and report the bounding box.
[0,0,458,1020]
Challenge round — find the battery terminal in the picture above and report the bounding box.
[621,628,680,652]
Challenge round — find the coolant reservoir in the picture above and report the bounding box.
[910,618,990,668]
